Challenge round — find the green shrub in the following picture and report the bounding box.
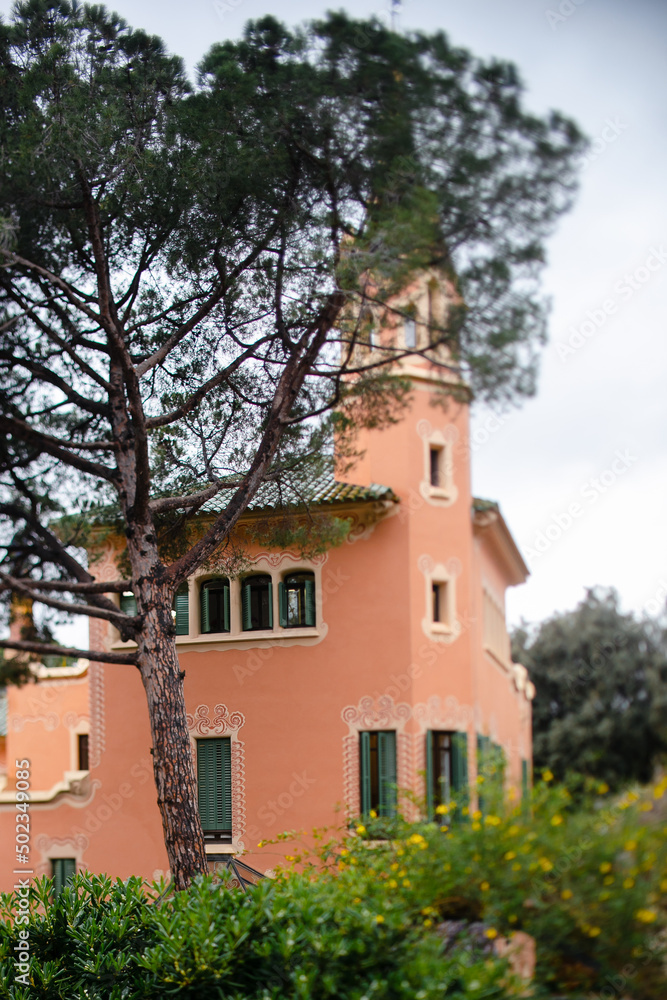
[0,870,510,999]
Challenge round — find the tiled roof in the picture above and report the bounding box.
[472,497,499,514]
[201,474,398,514]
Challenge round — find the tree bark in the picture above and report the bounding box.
[136,596,207,890]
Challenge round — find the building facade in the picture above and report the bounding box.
[0,273,534,888]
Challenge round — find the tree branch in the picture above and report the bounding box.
[0,639,137,665]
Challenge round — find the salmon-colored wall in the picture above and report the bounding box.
[0,349,533,888]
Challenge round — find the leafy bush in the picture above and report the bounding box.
[0,870,510,999]
[292,774,667,998]
[1,775,665,999]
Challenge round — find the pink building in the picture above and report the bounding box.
[0,271,534,888]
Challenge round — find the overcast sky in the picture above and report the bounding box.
[2,0,665,632]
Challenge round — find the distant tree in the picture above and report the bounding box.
[0,1,585,886]
[513,588,667,788]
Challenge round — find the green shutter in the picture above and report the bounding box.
[174,586,189,636]
[522,758,529,799]
[476,735,489,813]
[201,583,210,634]
[378,730,397,818]
[223,584,230,632]
[266,581,273,629]
[241,581,252,631]
[278,582,287,627]
[197,738,232,832]
[360,732,372,816]
[426,731,434,820]
[120,592,137,616]
[451,732,469,814]
[304,578,316,626]
[52,857,75,897]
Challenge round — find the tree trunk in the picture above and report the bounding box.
[136,602,207,890]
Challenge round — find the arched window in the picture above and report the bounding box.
[200,578,230,634]
[279,572,316,628]
[241,574,273,631]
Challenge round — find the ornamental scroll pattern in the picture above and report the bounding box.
[341,696,412,818]
[186,703,247,851]
[35,833,89,877]
[412,695,474,800]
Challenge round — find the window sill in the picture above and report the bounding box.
[111,625,325,653]
[205,844,235,855]
[430,622,453,635]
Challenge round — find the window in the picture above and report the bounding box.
[429,446,443,487]
[173,584,189,636]
[279,572,315,628]
[200,578,230,634]
[77,733,89,771]
[51,858,75,897]
[241,574,273,631]
[360,730,396,818]
[404,317,417,349]
[432,582,443,623]
[427,281,440,345]
[120,591,137,616]
[426,731,468,820]
[197,738,232,843]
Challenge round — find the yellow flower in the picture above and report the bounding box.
[390,862,399,871]
[472,810,482,821]
[423,918,433,928]
[660,879,667,893]
[561,889,573,900]
[654,785,665,800]
[472,822,482,831]
[375,914,385,923]
[512,862,521,871]
[542,769,554,782]
[599,891,611,901]
[504,851,517,861]
[402,879,411,888]
[353,897,361,904]
[480,881,490,891]
[340,848,349,857]
[588,926,601,937]
[624,840,637,851]
[356,824,367,835]
[485,814,501,826]
[485,928,498,939]
[285,855,294,862]
[636,909,657,923]
[598,782,609,794]
[599,862,612,874]
[408,833,426,846]
[369,809,377,819]
[640,802,653,812]
[507,825,520,836]
[388,879,397,889]
[539,858,553,872]
[623,878,635,889]
[398,870,406,878]
[550,814,563,826]
[476,775,485,785]
[257,841,264,848]
[508,914,518,924]
[435,804,449,815]
[603,876,614,885]
[462,806,470,816]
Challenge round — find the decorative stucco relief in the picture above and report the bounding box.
[186,703,247,852]
[341,695,412,818]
